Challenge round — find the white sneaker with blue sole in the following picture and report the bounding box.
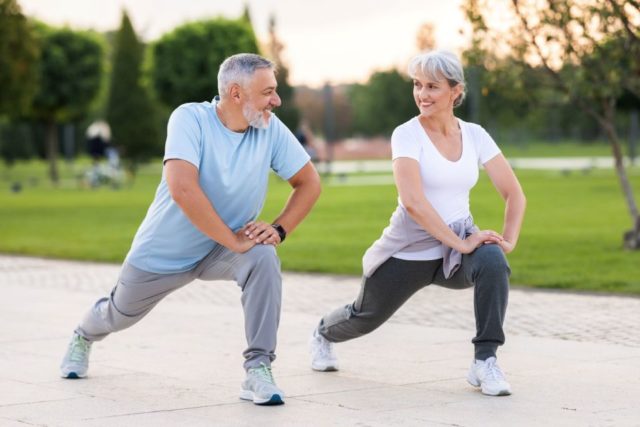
[240,363,284,405]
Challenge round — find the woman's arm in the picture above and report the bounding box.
[482,154,527,253]
[394,157,503,254]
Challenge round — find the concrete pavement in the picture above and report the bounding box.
[1,254,639,426]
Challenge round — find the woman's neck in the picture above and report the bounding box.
[419,112,458,136]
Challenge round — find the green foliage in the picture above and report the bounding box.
[106,11,161,170]
[31,24,104,121]
[151,18,259,107]
[28,23,104,183]
[0,120,37,166]
[0,0,39,116]
[350,70,416,136]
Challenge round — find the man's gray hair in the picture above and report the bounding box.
[217,53,275,98]
[408,50,466,108]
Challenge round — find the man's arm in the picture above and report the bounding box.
[244,161,321,245]
[165,159,255,253]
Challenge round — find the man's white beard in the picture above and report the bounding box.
[243,104,270,129]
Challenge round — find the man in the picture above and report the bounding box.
[60,53,321,406]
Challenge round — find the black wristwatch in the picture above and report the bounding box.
[271,223,287,243]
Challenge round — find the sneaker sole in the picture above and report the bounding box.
[239,390,284,405]
[467,376,511,396]
[311,363,339,372]
[61,371,87,379]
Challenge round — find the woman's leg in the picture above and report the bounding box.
[434,244,510,360]
[318,257,441,342]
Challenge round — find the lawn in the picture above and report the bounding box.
[1,157,639,295]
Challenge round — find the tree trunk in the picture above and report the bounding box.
[601,103,640,249]
[45,120,59,185]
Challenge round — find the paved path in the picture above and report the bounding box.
[1,254,639,426]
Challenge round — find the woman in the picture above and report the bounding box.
[309,50,526,396]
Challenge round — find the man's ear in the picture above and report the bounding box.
[229,84,242,103]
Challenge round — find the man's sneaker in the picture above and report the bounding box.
[309,327,339,372]
[60,333,92,379]
[467,357,512,396]
[240,363,284,405]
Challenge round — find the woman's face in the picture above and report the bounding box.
[412,72,462,118]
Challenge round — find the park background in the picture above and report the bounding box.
[1,0,639,294]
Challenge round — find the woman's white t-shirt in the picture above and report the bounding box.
[391,117,501,260]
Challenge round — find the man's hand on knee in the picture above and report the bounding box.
[242,221,281,246]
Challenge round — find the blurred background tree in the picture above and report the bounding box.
[350,70,415,137]
[30,24,104,184]
[0,0,40,168]
[266,14,300,131]
[0,0,39,116]
[151,17,259,107]
[106,11,160,176]
[462,0,640,249]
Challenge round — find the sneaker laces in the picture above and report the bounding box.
[483,358,506,382]
[69,335,91,363]
[252,363,275,385]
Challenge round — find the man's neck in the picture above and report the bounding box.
[216,99,249,132]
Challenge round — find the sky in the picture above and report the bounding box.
[19,0,468,87]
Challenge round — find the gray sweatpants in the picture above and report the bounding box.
[75,244,282,371]
[318,244,510,360]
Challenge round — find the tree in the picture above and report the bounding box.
[463,0,640,249]
[416,22,436,52]
[106,11,160,174]
[31,24,103,184]
[266,15,300,131]
[350,70,416,137]
[151,17,259,107]
[0,0,39,116]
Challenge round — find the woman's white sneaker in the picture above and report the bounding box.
[467,357,511,396]
[309,327,339,372]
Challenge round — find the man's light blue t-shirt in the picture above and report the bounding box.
[125,98,310,274]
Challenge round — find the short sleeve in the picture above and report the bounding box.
[163,105,202,169]
[391,123,421,161]
[270,116,311,180]
[475,125,501,165]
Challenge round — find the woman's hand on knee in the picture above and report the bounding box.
[463,230,503,253]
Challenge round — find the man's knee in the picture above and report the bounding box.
[241,245,281,272]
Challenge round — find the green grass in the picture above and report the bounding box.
[1,158,639,295]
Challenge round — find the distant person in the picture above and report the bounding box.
[86,120,110,161]
[85,121,122,188]
[309,50,526,396]
[61,53,322,406]
[295,120,319,162]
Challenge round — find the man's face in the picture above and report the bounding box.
[241,68,281,129]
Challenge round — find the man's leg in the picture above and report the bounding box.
[196,244,284,405]
[196,245,282,371]
[77,263,195,341]
[61,263,194,378]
